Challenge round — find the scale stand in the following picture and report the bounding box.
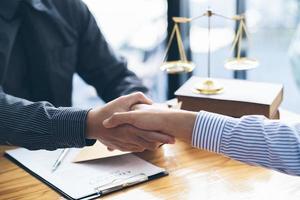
[160,9,259,95]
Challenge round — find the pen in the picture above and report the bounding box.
[51,148,70,173]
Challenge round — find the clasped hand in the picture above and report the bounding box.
[103,104,197,145]
[86,92,176,152]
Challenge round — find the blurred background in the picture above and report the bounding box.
[73,0,300,114]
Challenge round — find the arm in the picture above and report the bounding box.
[192,111,300,176]
[0,90,92,151]
[0,91,174,152]
[104,107,300,176]
[74,1,148,102]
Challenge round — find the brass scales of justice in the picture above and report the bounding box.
[160,9,259,95]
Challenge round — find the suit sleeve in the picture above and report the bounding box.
[0,89,95,150]
[74,1,149,102]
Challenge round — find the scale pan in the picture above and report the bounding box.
[160,61,195,74]
[225,58,259,70]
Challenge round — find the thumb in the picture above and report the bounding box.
[103,112,134,128]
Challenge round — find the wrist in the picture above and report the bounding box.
[165,110,197,143]
[86,107,107,140]
[179,111,197,143]
[86,109,96,139]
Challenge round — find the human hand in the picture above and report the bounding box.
[86,93,175,152]
[103,104,198,144]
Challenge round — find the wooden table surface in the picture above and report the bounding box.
[1,110,300,200]
[1,142,300,200]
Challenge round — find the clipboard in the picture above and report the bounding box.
[5,148,168,200]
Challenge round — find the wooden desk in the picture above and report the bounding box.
[1,110,300,200]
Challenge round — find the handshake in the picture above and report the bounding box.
[86,92,197,152]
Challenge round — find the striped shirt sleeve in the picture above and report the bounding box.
[192,111,300,176]
[0,91,95,150]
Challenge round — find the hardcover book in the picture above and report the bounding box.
[175,77,283,119]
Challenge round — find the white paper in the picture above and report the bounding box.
[6,148,165,200]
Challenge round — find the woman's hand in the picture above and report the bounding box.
[103,104,197,144]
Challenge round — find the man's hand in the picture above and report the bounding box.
[103,104,198,144]
[85,93,175,152]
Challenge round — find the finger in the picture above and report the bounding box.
[107,147,114,151]
[117,144,145,152]
[127,146,145,152]
[131,104,151,111]
[108,143,144,152]
[102,139,145,152]
[133,136,159,151]
[111,126,159,151]
[136,134,163,148]
[125,92,153,108]
[132,104,168,111]
[99,139,119,151]
[138,131,176,144]
[103,112,135,128]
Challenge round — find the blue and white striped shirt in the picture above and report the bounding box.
[192,111,300,176]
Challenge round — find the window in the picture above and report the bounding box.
[73,0,168,108]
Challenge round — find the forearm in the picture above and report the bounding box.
[192,111,300,176]
[0,91,95,150]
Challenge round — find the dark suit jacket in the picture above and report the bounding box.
[0,0,148,150]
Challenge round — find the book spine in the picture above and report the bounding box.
[270,88,283,118]
[178,96,272,118]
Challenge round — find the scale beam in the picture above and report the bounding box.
[160,8,259,95]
